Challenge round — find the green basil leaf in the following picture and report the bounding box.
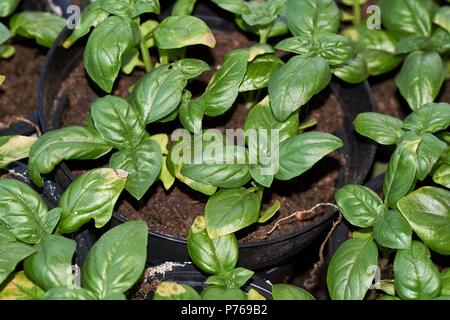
[244,96,299,143]
[431,27,450,54]
[210,0,250,15]
[383,141,417,208]
[10,12,66,48]
[153,282,201,300]
[179,91,204,134]
[363,49,403,76]
[0,271,45,300]
[442,269,450,296]
[221,268,254,289]
[343,26,402,76]
[181,145,251,189]
[0,0,20,17]
[0,225,15,244]
[239,54,283,92]
[318,34,354,66]
[205,188,260,238]
[132,0,160,17]
[327,237,378,300]
[172,0,197,16]
[286,0,340,38]
[395,51,445,111]
[139,19,159,48]
[395,36,432,54]
[159,156,175,190]
[82,221,148,299]
[415,133,447,180]
[354,112,404,145]
[275,36,317,56]
[24,235,76,291]
[247,44,275,61]
[44,287,96,300]
[397,187,450,256]
[28,126,112,187]
[259,200,281,223]
[121,48,144,75]
[269,56,331,121]
[100,0,135,17]
[373,210,412,250]
[91,95,146,150]
[248,288,266,300]
[403,102,450,134]
[110,137,162,200]
[202,49,248,117]
[167,139,218,196]
[272,284,315,300]
[241,0,284,27]
[0,22,11,45]
[57,168,127,234]
[380,0,432,37]
[43,208,64,235]
[63,1,110,48]
[335,185,384,228]
[332,54,369,84]
[275,132,343,181]
[433,163,450,189]
[0,44,13,59]
[434,6,450,32]
[343,26,396,53]
[188,216,238,274]
[172,58,210,79]
[129,65,187,124]
[394,241,442,299]
[201,286,247,300]
[0,243,35,286]
[154,16,215,49]
[0,180,51,244]
[0,135,36,169]
[84,16,140,93]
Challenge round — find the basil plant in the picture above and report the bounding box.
[154,216,316,300]
[63,0,217,92]
[327,101,450,300]
[0,0,66,80]
[29,0,345,240]
[0,165,149,300]
[340,0,449,111]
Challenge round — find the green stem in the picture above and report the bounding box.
[353,1,361,25]
[140,40,153,72]
[159,48,169,65]
[259,29,269,44]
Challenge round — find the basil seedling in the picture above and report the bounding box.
[154,216,316,300]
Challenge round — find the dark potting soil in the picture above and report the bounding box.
[0,42,46,128]
[57,30,345,243]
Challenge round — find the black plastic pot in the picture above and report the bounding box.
[137,262,273,300]
[38,2,377,270]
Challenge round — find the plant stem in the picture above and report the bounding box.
[159,48,169,65]
[140,40,153,72]
[353,1,361,25]
[259,29,269,44]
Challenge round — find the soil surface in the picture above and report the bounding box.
[0,41,46,128]
[57,29,345,243]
